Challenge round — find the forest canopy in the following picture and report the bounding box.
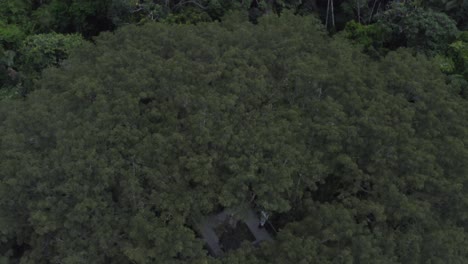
[2,0,468,99]
[0,12,467,263]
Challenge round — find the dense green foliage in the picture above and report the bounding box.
[376,3,458,53]
[1,0,468,263]
[1,13,467,263]
[2,0,468,97]
[19,33,83,73]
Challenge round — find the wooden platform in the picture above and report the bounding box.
[196,208,273,257]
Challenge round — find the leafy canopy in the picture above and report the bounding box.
[1,11,467,263]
